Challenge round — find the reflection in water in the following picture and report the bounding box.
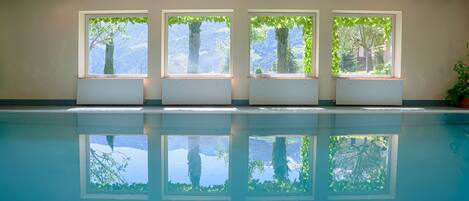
[248,136,313,194]
[81,135,148,198]
[6,113,469,201]
[329,135,391,194]
[166,135,230,194]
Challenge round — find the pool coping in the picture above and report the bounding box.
[0,106,467,114]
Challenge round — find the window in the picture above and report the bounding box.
[249,12,316,78]
[85,13,148,77]
[328,134,398,200]
[164,11,232,77]
[163,135,230,195]
[80,134,148,199]
[248,135,314,194]
[332,13,395,77]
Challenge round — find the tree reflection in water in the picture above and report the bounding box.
[329,135,390,194]
[167,136,230,193]
[88,136,147,192]
[248,136,312,193]
[187,136,202,189]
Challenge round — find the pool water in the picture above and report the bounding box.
[0,112,468,201]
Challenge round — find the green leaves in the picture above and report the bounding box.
[446,58,469,105]
[250,16,314,74]
[167,181,229,193]
[328,136,390,193]
[168,16,230,27]
[88,16,148,48]
[331,16,393,75]
[251,16,311,29]
[89,16,148,25]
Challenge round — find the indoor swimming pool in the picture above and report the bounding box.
[0,111,468,201]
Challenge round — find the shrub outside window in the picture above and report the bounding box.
[249,13,315,78]
[332,14,395,77]
[86,14,148,77]
[164,12,232,77]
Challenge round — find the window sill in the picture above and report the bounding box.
[250,77,317,80]
[162,76,233,80]
[79,76,147,80]
[249,75,317,80]
[335,77,402,81]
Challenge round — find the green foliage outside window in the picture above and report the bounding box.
[88,16,148,75]
[168,16,230,26]
[250,16,314,75]
[331,16,393,76]
[167,16,230,74]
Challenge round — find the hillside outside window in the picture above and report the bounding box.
[86,14,148,77]
[164,12,232,77]
[249,13,316,78]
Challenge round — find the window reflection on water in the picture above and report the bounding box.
[74,113,402,200]
[329,135,391,194]
[165,135,230,194]
[85,135,148,194]
[248,136,313,194]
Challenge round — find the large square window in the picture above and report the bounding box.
[332,14,395,77]
[163,135,230,195]
[80,134,148,199]
[86,14,148,77]
[164,12,232,77]
[249,13,316,78]
[328,135,395,196]
[248,135,314,195]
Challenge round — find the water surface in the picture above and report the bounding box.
[0,112,467,201]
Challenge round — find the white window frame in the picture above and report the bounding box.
[78,10,149,79]
[332,11,402,79]
[162,10,234,79]
[248,10,319,79]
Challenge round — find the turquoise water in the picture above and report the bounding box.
[0,112,468,201]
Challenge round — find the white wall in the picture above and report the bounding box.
[0,0,468,101]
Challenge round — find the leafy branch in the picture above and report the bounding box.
[88,16,147,49]
[168,16,230,26]
[331,16,392,75]
[250,16,314,74]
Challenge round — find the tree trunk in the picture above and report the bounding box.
[104,35,115,74]
[106,135,114,151]
[188,136,201,188]
[364,48,370,72]
[272,137,289,181]
[188,22,202,74]
[275,27,289,73]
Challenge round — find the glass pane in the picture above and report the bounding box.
[332,16,393,76]
[167,16,231,75]
[248,136,312,194]
[88,16,148,76]
[87,135,148,193]
[250,16,313,77]
[329,135,391,194]
[166,135,230,193]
